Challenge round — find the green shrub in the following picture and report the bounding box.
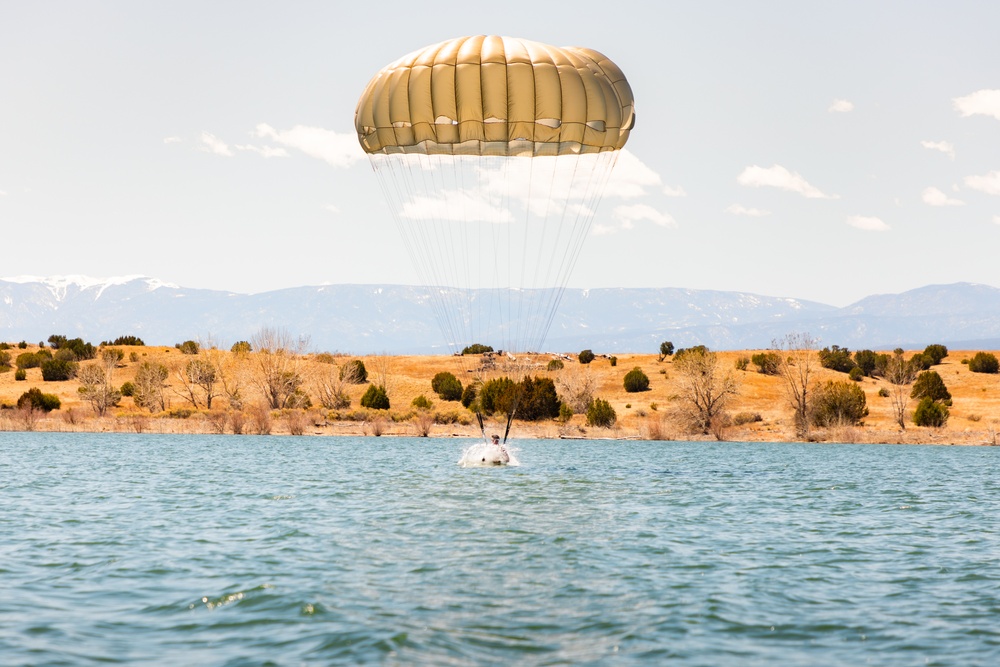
[911,370,952,404]
[47,334,67,348]
[431,372,463,401]
[609,356,617,367]
[460,383,476,409]
[818,345,857,373]
[0,350,9,368]
[909,353,932,371]
[231,341,252,354]
[103,335,145,346]
[586,398,617,427]
[558,403,574,422]
[674,345,708,361]
[658,341,675,361]
[120,381,135,397]
[734,356,749,371]
[176,340,199,355]
[968,352,999,374]
[546,358,564,371]
[848,366,864,382]
[16,352,42,369]
[461,343,493,355]
[478,377,518,415]
[515,376,561,421]
[854,349,878,377]
[15,369,27,381]
[411,394,433,410]
[360,384,390,410]
[18,341,28,349]
[923,344,948,366]
[623,367,650,393]
[41,358,78,381]
[340,359,368,383]
[751,352,781,375]
[810,380,868,427]
[878,387,890,398]
[578,349,595,364]
[913,396,949,427]
[17,387,61,412]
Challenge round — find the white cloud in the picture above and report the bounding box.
[922,186,964,206]
[163,136,182,144]
[594,204,676,235]
[920,140,955,160]
[994,215,1000,226]
[199,132,233,156]
[253,123,364,167]
[964,171,1000,196]
[737,164,834,199]
[324,204,340,214]
[725,204,770,217]
[663,185,687,197]
[400,189,513,223]
[613,204,676,228]
[235,144,289,158]
[603,149,662,199]
[953,89,1000,121]
[0,189,7,197]
[829,99,854,113]
[846,215,889,231]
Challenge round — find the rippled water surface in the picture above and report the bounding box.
[2,433,999,665]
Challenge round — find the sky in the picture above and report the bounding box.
[1,0,999,307]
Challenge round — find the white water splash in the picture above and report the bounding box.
[458,442,520,468]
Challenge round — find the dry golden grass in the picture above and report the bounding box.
[2,344,999,444]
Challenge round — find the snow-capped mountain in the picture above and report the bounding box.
[2,276,999,353]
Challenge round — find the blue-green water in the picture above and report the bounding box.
[1,433,999,666]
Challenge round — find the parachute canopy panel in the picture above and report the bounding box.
[355,35,635,157]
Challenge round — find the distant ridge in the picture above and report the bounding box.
[2,276,999,354]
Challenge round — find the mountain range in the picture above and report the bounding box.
[3,276,1000,354]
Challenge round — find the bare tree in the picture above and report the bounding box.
[884,350,918,429]
[313,358,353,409]
[366,353,396,397]
[205,345,248,410]
[249,327,309,409]
[78,363,122,416]
[774,332,817,438]
[133,361,169,412]
[673,347,740,436]
[557,369,597,414]
[174,358,219,409]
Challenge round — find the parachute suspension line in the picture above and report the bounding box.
[523,154,565,353]
[538,151,622,347]
[511,155,535,354]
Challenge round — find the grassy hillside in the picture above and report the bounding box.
[1,342,998,444]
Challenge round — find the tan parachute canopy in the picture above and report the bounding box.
[355,35,635,157]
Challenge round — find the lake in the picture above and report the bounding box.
[1,433,998,665]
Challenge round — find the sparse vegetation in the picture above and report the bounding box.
[623,367,650,393]
[751,352,781,375]
[546,359,564,371]
[360,384,390,410]
[968,352,999,374]
[810,380,868,428]
[431,371,463,401]
[586,397,617,427]
[913,396,949,427]
[578,349,595,365]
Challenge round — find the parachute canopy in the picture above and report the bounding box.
[355,36,634,356]
[355,35,634,157]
